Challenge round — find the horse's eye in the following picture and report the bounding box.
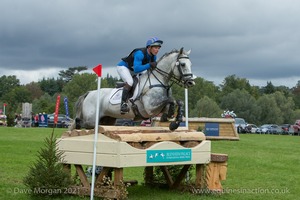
[180,63,186,67]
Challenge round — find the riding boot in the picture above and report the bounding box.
[120,83,132,114]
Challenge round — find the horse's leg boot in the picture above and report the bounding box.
[120,83,131,114]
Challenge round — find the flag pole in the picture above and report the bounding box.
[185,88,189,128]
[90,64,102,200]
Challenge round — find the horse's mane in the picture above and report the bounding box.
[157,49,179,62]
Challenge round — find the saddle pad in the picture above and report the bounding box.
[109,88,122,105]
[109,84,139,105]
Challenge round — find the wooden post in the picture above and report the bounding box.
[195,164,206,188]
[114,168,123,186]
[206,153,228,191]
[144,167,154,186]
[74,164,90,188]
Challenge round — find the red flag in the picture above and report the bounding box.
[54,95,61,124]
[93,64,102,77]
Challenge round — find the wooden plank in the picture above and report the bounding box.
[144,167,154,185]
[171,165,191,189]
[195,164,205,187]
[211,153,228,162]
[103,132,206,142]
[99,125,189,134]
[95,167,112,186]
[74,165,90,188]
[61,129,94,138]
[114,168,123,186]
[160,166,174,187]
[206,136,239,141]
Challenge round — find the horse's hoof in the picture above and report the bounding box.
[169,121,179,131]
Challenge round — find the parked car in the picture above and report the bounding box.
[115,118,135,126]
[0,114,7,126]
[234,118,247,133]
[245,124,258,133]
[292,120,300,136]
[47,114,70,128]
[280,124,292,135]
[256,124,281,134]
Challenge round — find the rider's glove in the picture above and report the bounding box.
[150,62,157,70]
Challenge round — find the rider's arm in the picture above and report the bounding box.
[133,50,155,73]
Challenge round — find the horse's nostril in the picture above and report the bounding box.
[185,80,195,87]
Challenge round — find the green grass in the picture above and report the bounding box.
[0,127,299,200]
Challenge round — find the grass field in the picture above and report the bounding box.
[0,127,299,200]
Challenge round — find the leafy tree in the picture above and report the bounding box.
[190,96,222,118]
[220,89,261,124]
[220,75,252,95]
[257,94,283,124]
[0,75,20,98]
[62,73,97,104]
[172,77,220,113]
[58,66,88,83]
[25,82,44,100]
[39,77,64,96]
[2,86,32,112]
[32,93,55,114]
[292,83,300,109]
[270,91,295,124]
[262,81,276,94]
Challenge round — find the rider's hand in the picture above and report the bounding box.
[150,62,157,70]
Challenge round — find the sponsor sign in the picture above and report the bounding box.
[146,149,192,163]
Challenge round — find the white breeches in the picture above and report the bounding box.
[117,65,133,86]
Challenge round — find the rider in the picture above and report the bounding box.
[117,37,163,114]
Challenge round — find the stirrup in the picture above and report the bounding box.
[120,103,129,114]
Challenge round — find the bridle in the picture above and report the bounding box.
[152,47,194,88]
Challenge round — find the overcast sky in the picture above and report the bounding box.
[1,0,300,88]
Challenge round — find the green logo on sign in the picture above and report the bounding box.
[146,149,192,163]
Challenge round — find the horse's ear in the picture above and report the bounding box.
[186,49,191,55]
[179,47,184,54]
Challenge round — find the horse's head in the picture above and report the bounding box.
[155,47,196,88]
[171,47,195,88]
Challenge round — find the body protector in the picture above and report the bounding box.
[121,48,155,71]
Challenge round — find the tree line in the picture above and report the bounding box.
[1,66,300,126]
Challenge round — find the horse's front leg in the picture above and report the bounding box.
[160,99,176,122]
[169,100,184,131]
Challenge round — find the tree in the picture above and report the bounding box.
[39,77,64,96]
[270,91,295,124]
[32,93,54,114]
[23,131,72,197]
[0,75,20,98]
[190,96,222,118]
[262,81,276,94]
[25,82,44,100]
[257,94,283,124]
[62,73,97,106]
[220,75,252,95]
[2,86,32,112]
[171,77,220,113]
[58,66,88,83]
[220,89,261,124]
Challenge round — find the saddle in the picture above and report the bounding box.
[109,76,139,105]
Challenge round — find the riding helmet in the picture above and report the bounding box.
[146,37,163,47]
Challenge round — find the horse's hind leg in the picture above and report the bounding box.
[75,118,81,129]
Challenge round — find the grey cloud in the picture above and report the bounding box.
[1,0,300,87]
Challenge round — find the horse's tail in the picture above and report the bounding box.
[69,92,89,131]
